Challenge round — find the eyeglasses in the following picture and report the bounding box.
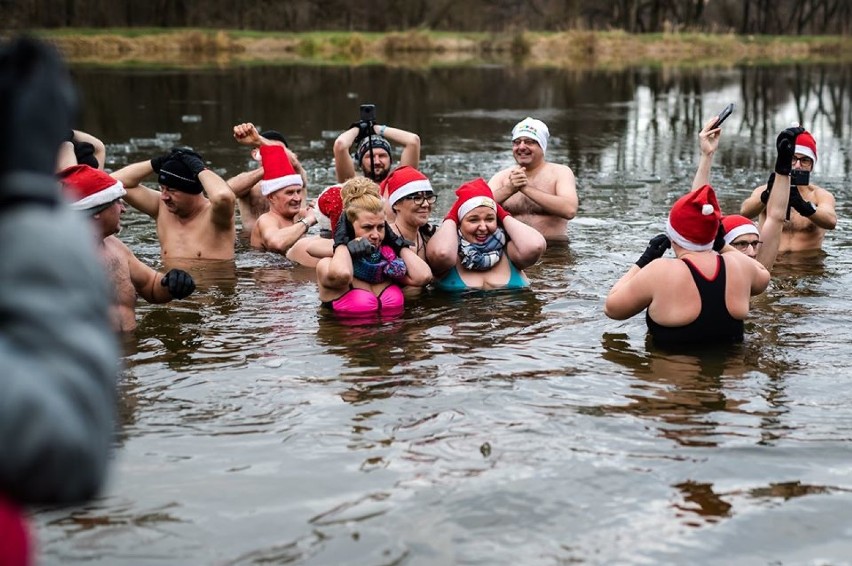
[730,240,762,251]
[403,193,437,206]
[792,155,814,168]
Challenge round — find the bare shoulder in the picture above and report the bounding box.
[103,235,133,258]
[488,167,512,184]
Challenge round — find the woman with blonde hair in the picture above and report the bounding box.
[317,177,432,315]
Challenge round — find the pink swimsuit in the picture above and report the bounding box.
[323,284,404,315]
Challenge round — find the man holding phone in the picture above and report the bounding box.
[740,127,836,252]
[332,103,421,185]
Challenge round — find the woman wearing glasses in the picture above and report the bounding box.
[740,127,836,253]
[379,166,438,262]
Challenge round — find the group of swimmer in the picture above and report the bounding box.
[57,95,835,345]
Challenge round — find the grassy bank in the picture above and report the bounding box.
[27,28,852,68]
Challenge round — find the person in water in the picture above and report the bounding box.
[379,165,437,261]
[604,184,770,346]
[691,116,794,272]
[316,177,432,315]
[427,178,546,291]
[740,127,836,252]
[487,117,578,241]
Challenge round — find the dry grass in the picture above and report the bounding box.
[35,29,852,68]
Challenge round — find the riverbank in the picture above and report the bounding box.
[28,28,852,67]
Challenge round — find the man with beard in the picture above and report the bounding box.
[487,117,578,241]
[333,114,421,184]
[60,164,195,333]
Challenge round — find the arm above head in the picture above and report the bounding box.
[503,216,546,270]
[112,158,161,219]
[71,130,106,169]
[375,124,420,169]
[755,173,789,270]
[226,167,264,199]
[333,126,360,183]
[199,169,237,229]
[691,117,722,191]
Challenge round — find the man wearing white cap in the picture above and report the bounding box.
[487,117,578,241]
[740,126,836,252]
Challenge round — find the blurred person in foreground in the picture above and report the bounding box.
[0,36,118,565]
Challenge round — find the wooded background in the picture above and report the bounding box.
[4,0,850,35]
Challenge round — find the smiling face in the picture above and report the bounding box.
[392,191,435,228]
[268,184,303,219]
[512,136,543,168]
[459,206,498,244]
[352,210,386,248]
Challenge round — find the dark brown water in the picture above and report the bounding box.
[35,62,852,564]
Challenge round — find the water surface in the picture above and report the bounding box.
[36,62,852,565]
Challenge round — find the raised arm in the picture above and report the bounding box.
[71,129,106,169]
[755,173,788,271]
[377,124,420,169]
[111,158,161,218]
[691,117,722,190]
[333,126,359,183]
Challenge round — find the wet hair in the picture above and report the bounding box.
[341,177,383,223]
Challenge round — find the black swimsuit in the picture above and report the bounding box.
[646,256,744,346]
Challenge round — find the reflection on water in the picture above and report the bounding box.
[34,62,852,565]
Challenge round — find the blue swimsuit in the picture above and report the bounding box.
[436,260,528,292]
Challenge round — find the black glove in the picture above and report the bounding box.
[383,222,412,256]
[160,269,196,299]
[72,140,99,169]
[712,223,727,252]
[788,185,817,217]
[332,216,352,251]
[635,234,671,268]
[150,148,181,174]
[774,126,805,176]
[760,173,775,205]
[419,223,437,239]
[175,148,206,177]
[0,37,78,178]
[346,238,376,259]
[349,120,373,143]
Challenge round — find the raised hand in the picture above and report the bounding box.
[775,126,805,176]
[160,269,196,299]
[175,149,206,177]
[233,122,261,147]
[349,120,373,143]
[635,233,671,268]
[760,173,775,205]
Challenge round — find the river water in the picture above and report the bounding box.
[34,62,852,564]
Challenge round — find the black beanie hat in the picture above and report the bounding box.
[159,158,203,194]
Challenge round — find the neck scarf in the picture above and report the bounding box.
[458,228,506,271]
[352,245,408,283]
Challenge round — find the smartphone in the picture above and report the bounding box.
[711,103,734,129]
[360,103,376,123]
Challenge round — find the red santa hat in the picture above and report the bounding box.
[59,164,126,211]
[380,166,433,206]
[260,145,302,196]
[795,130,817,165]
[317,185,344,231]
[456,178,497,220]
[665,185,722,251]
[721,215,759,245]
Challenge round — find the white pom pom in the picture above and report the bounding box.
[701,204,714,215]
[791,121,800,128]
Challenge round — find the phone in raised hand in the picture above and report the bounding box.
[711,103,734,129]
